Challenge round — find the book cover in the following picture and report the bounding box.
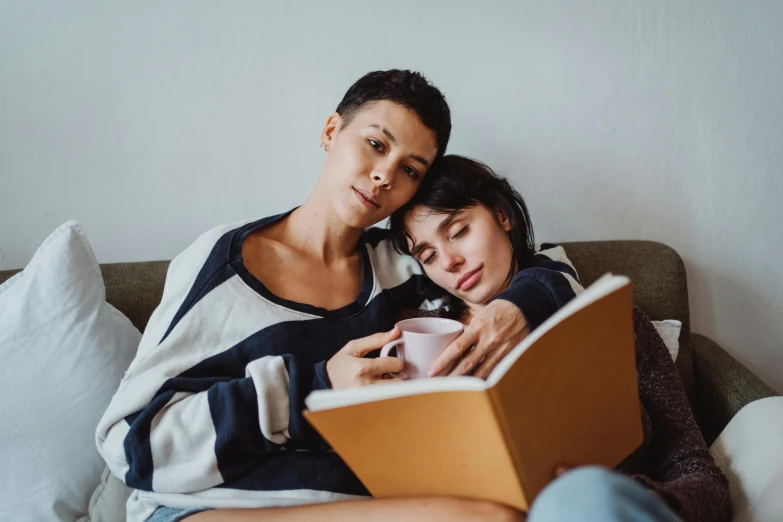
[304,274,643,510]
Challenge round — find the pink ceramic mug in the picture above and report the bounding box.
[380,318,464,379]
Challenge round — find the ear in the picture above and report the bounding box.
[495,208,512,232]
[320,112,342,151]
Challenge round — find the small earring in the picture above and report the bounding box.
[320,142,328,151]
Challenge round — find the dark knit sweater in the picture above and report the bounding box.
[402,306,732,522]
[615,307,731,522]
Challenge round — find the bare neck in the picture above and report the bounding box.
[281,185,364,264]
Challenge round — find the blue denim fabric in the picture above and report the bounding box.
[528,467,682,522]
[146,506,210,522]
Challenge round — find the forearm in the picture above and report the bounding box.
[492,268,581,330]
[97,356,331,492]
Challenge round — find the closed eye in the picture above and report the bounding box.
[451,225,468,239]
[421,251,436,265]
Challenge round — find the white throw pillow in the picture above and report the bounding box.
[0,221,140,522]
[710,397,783,522]
[651,319,682,361]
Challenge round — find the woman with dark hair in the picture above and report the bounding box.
[389,154,582,379]
[387,155,732,522]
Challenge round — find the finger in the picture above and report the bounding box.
[429,330,479,376]
[369,356,405,376]
[380,370,408,380]
[348,327,401,357]
[472,343,514,379]
[448,343,492,376]
[370,376,404,385]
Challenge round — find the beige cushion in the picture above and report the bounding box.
[77,467,133,522]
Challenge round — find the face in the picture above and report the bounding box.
[404,204,514,306]
[320,101,439,229]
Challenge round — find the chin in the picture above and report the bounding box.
[337,205,381,230]
[468,284,504,307]
[458,290,491,307]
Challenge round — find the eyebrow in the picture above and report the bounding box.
[369,124,431,168]
[409,212,460,257]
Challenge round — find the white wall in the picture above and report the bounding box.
[2,1,781,391]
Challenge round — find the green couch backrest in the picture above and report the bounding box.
[1,240,696,410]
[0,240,690,337]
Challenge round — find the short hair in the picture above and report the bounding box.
[335,70,451,158]
[389,154,536,278]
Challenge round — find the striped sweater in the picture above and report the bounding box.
[95,211,582,521]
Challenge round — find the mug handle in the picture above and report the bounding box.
[380,339,406,379]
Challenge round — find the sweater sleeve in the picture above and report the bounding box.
[626,308,732,522]
[95,225,332,494]
[491,243,584,330]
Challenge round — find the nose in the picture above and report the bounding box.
[439,247,463,273]
[371,161,395,189]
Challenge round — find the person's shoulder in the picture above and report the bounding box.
[177,218,255,260]
[198,219,254,244]
[531,243,580,276]
[179,211,294,260]
[361,226,407,263]
[361,226,393,248]
[166,216,278,284]
[533,243,571,264]
[361,226,425,283]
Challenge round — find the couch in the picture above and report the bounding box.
[1,239,779,520]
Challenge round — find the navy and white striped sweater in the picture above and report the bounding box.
[96,211,583,521]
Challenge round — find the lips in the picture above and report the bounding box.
[353,187,380,208]
[456,265,483,291]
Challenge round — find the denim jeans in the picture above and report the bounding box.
[146,506,209,522]
[528,466,682,522]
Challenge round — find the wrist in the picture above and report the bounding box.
[313,360,332,390]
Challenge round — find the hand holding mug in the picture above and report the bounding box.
[326,328,405,389]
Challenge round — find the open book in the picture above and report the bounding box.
[303,274,643,511]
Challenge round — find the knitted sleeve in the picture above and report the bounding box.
[626,308,732,522]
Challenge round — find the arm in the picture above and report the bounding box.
[95,226,334,494]
[624,308,732,522]
[102,357,333,493]
[490,243,583,330]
